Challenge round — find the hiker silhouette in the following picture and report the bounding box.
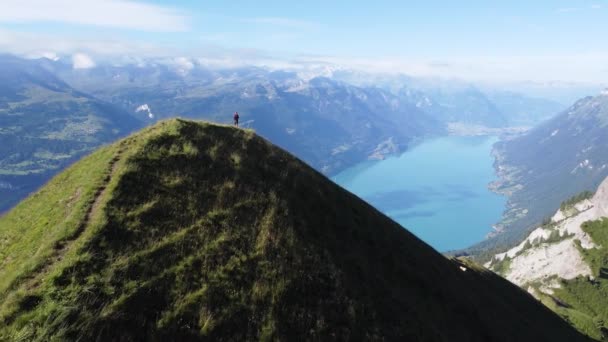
[233,112,240,127]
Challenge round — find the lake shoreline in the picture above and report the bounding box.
[332,135,508,252]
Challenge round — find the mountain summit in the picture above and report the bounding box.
[0,119,589,341]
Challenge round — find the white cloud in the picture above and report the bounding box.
[241,17,320,30]
[1,29,607,83]
[0,28,170,57]
[41,52,60,61]
[285,53,608,84]
[23,51,60,61]
[135,104,154,119]
[179,52,608,84]
[0,0,189,32]
[72,53,95,69]
[172,57,194,75]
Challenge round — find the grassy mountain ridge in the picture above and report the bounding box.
[0,119,589,341]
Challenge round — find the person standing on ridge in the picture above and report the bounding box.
[233,111,240,127]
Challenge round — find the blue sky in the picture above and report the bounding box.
[1,0,607,82]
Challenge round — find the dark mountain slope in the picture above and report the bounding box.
[0,119,589,341]
[0,55,142,212]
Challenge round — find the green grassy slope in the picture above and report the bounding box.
[0,119,591,341]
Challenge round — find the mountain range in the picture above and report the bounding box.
[334,70,565,127]
[472,91,608,254]
[0,55,140,212]
[2,53,608,340]
[53,62,444,173]
[0,119,589,341]
[0,55,440,212]
[0,54,566,214]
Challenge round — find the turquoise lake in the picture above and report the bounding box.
[332,135,506,252]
